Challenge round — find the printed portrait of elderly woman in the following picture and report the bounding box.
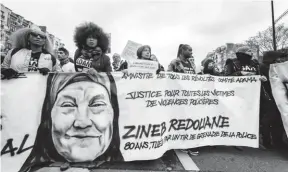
[19,72,123,172]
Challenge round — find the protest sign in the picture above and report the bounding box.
[121,40,142,61]
[269,61,288,137]
[1,72,261,171]
[128,59,159,72]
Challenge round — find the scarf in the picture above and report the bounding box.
[81,48,101,60]
[59,58,70,66]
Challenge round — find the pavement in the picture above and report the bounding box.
[90,147,288,172]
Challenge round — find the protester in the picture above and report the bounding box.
[202,59,221,75]
[1,26,61,79]
[73,22,112,72]
[224,46,268,150]
[167,44,196,74]
[57,47,75,72]
[112,53,127,71]
[136,45,164,73]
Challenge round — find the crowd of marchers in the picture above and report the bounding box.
[1,21,288,156]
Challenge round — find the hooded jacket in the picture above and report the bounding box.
[224,56,260,76]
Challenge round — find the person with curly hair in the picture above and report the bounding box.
[1,26,61,79]
[73,22,112,73]
[202,59,220,76]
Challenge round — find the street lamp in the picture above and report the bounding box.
[271,0,277,51]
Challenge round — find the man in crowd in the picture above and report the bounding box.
[112,53,127,71]
[167,44,196,74]
[57,47,75,72]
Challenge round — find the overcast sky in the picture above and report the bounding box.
[3,0,288,69]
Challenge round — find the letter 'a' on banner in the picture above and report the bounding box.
[1,73,48,172]
[1,72,261,171]
[121,40,142,61]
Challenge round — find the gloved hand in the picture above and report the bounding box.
[39,68,50,75]
[1,68,18,79]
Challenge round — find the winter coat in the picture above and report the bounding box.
[1,48,61,72]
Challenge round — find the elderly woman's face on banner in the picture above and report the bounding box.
[51,81,114,162]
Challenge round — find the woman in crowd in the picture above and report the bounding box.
[167,44,196,74]
[73,22,112,73]
[1,26,61,79]
[202,59,221,76]
[136,45,164,73]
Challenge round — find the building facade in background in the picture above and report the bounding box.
[0,3,64,56]
[201,43,259,72]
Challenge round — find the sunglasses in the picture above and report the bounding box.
[30,32,46,39]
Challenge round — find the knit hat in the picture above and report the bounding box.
[236,46,253,57]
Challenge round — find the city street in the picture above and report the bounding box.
[91,147,288,172]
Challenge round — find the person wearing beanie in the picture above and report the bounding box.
[57,47,75,72]
[73,22,112,73]
[167,44,196,74]
[203,58,220,75]
[224,46,270,150]
[224,46,266,80]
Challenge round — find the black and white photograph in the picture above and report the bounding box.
[1,0,288,171]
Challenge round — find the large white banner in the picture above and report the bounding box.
[1,72,261,171]
[118,72,261,161]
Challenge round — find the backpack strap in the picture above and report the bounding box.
[11,48,22,57]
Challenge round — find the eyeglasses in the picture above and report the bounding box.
[30,32,46,39]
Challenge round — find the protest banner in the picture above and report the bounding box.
[269,60,288,137]
[128,59,159,72]
[1,72,261,171]
[121,40,142,61]
[1,73,48,172]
